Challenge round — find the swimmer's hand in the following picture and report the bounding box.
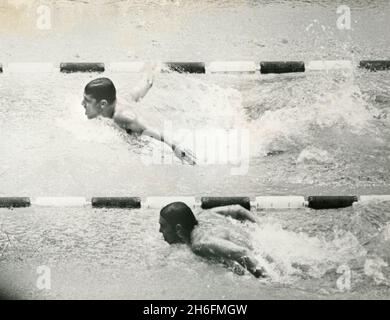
[131,63,156,102]
[172,144,197,165]
[233,205,257,223]
[252,268,267,278]
[144,69,154,88]
[238,255,267,278]
[144,61,160,84]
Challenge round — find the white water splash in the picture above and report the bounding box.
[296,146,334,165]
[250,83,378,155]
[249,223,366,283]
[55,94,124,144]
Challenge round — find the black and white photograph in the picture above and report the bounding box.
[0,0,390,305]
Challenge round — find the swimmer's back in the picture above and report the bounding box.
[191,210,253,250]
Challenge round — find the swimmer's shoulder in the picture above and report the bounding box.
[113,98,137,126]
[190,226,210,255]
[196,209,228,222]
[190,209,224,243]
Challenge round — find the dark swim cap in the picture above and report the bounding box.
[84,77,116,104]
[160,202,198,231]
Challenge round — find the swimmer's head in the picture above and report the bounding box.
[159,202,198,244]
[82,77,116,119]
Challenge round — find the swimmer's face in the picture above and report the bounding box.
[159,216,180,244]
[82,93,102,119]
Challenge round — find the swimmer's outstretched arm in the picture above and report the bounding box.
[210,205,257,223]
[192,237,265,278]
[113,112,196,165]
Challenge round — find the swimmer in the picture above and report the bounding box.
[159,202,266,278]
[81,69,196,165]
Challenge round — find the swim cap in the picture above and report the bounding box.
[160,202,198,231]
[84,77,116,104]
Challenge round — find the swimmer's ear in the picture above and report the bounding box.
[99,99,108,108]
[175,224,184,238]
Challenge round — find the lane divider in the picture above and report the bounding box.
[145,196,197,209]
[260,61,305,74]
[60,62,105,73]
[201,197,251,210]
[0,197,30,208]
[207,61,258,73]
[255,196,306,209]
[359,195,390,203]
[306,60,353,71]
[32,197,88,207]
[307,195,358,210]
[0,195,389,210]
[1,60,390,74]
[163,62,206,74]
[7,63,56,73]
[359,60,390,71]
[91,197,141,208]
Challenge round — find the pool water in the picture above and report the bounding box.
[1,0,390,299]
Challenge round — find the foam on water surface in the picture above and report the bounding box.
[250,223,366,283]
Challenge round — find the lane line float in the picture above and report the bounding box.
[163,62,206,74]
[207,61,257,73]
[255,196,307,209]
[60,62,105,73]
[306,60,353,71]
[0,197,31,208]
[260,61,305,74]
[32,197,88,207]
[201,196,251,210]
[360,60,390,71]
[91,197,141,208]
[307,195,358,210]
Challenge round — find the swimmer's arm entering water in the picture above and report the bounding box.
[130,73,154,102]
[191,237,265,278]
[210,205,257,223]
[113,111,196,165]
[130,63,160,102]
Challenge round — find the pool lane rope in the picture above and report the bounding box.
[1,195,390,210]
[1,60,390,74]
